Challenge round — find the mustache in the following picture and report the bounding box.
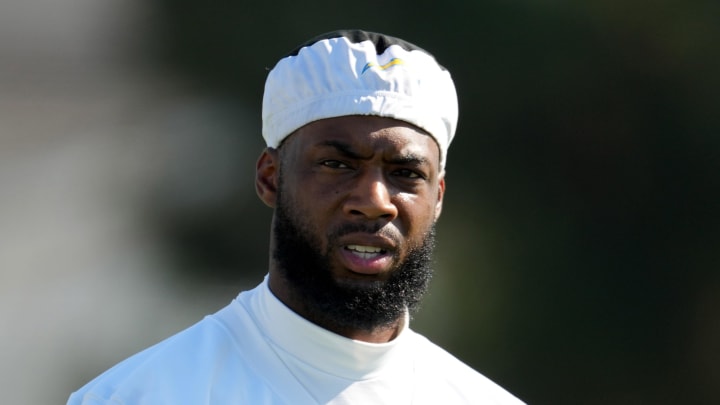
[328,222,401,243]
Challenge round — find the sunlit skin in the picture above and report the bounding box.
[255,115,445,343]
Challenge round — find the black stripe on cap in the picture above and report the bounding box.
[285,29,432,59]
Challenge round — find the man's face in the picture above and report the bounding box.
[264,115,446,331]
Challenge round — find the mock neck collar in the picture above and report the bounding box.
[243,276,413,380]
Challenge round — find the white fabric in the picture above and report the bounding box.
[68,277,525,404]
[262,34,458,170]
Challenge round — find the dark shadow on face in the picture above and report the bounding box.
[271,172,436,333]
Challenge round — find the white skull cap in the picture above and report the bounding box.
[262,30,458,170]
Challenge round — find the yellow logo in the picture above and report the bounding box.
[361,58,404,74]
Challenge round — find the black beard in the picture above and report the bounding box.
[271,190,436,333]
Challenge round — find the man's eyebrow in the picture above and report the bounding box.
[316,140,366,159]
[385,153,431,166]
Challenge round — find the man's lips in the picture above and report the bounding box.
[339,246,393,275]
[336,235,397,275]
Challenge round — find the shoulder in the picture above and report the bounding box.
[407,331,526,405]
[67,305,263,404]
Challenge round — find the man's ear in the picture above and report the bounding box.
[256,148,280,208]
[434,176,446,220]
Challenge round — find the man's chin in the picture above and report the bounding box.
[333,274,388,291]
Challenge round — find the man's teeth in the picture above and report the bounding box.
[346,245,385,258]
[347,245,383,253]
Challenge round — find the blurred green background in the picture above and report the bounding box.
[1,1,718,404]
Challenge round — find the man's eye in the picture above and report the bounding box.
[321,160,349,169]
[394,169,422,179]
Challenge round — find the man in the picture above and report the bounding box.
[68,29,525,404]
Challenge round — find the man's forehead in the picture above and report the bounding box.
[284,116,441,158]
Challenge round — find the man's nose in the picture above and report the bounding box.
[343,171,398,221]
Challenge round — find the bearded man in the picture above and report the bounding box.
[68,29,525,405]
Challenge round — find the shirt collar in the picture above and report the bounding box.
[246,275,413,379]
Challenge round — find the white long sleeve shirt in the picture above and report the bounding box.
[68,277,524,404]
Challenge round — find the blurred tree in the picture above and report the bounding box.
[141,1,720,403]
